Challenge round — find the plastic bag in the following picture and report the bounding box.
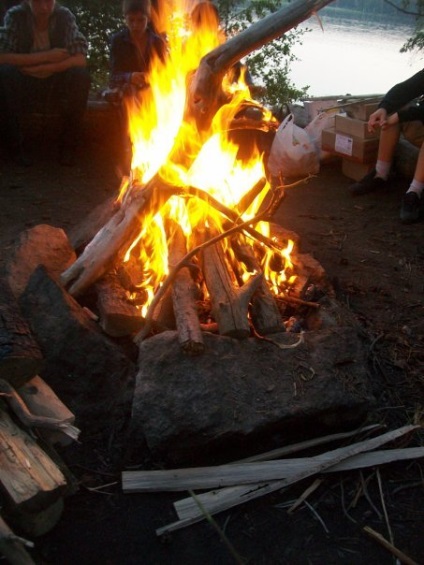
[305,111,336,161]
[268,113,320,178]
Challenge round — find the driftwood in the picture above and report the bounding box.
[168,223,204,354]
[189,0,335,126]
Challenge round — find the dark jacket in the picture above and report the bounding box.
[109,27,167,88]
[379,69,424,123]
[0,1,87,55]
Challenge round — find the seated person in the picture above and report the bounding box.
[105,0,167,167]
[0,0,90,166]
[349,69,424,224]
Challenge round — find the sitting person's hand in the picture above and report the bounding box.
[368,108,387,133]
[46,48,70,63]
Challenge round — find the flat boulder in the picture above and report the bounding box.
[132,325,374,464]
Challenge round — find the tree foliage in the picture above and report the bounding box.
[61,0,309,104]
[217,0,309,107]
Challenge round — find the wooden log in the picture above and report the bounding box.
[0,405,68,513]
[0,278,44,389]
[0,378,80,446]
[168,223,204,355]
[189,0,335,126]
[60,179,177,297]
[95,272,144,337]
[231,234,285,334]
[17,375,79,446]
[201,234,263,338]
[0,515,35,565]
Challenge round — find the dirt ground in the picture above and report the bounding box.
[0,132,423,565]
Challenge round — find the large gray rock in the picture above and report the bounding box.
[19,266,136,438]
[132,324,374,464]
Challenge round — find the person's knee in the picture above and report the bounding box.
[401,121,424,148]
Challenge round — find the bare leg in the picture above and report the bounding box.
[376,122,401,162]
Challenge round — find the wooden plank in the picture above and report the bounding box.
[123,425,419,493]
[174,447,424,520]
[148,425,419,535]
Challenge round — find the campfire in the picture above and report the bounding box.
[59,0,321,353]
[1,0,385,554]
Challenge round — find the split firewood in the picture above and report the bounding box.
[167,222,204,354]
[0,405,68,513]
[188,0,335,126]
[0,515,35,565]
[60,178,177,297]
[122,425,420,493]
[231,234,285,334]
[201,233,263,338]
[0,379,79,443]
[95,272,144,337]
[0,278,44,389]
[17,375,79,446]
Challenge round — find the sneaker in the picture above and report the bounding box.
[400,192,421,224]
[349,169,387,196]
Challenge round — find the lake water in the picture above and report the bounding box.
[288,18,424,97]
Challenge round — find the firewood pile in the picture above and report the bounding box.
[0,278,80,562]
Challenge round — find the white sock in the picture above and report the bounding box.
[375,160,391,180]
[407,179,424,198]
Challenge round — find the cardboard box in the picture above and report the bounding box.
[342,158,374,181]
[321,127,379,163]
[346,101,380,121]
[335,114,379,140]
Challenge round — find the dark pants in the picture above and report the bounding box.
[0,64,91,150]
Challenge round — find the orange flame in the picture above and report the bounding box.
[120,0,294,315]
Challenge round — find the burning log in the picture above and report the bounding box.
[201,232,263,338]
[189,0,335,126]
[60,178,177,297]
[167,222,204,355]
[95,272,144,337]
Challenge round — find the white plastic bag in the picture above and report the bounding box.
[268,113,320,178]
[305,111,336,161]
